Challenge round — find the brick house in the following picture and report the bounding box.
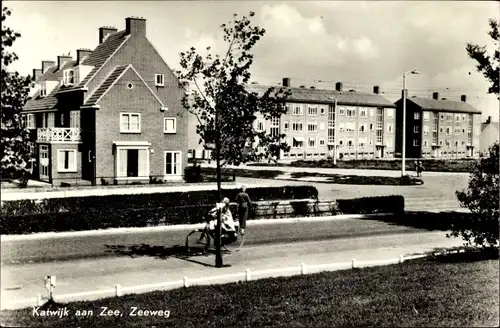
[188,78,396,161]
[480,116,499,155]
[395,92,482,159]
[23,17,187,186]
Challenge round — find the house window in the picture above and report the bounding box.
[346,108,356,117]
[40,83,47,97]
[369,108,375,117]
[284,121,289,132]
[292,121,303,132]
[387,123,393,133]
[339,107,345,115]
[164,117,177,133]
[256,120,264,132]
[120,113,141,133]
[414,112,420,120]
[455,114,460,121]
[307,122,318,132]
[345,122,355,132]
[63,69,75,85]
[440,114,444,120]
[319,122,325,131]
[369,123,374,131]
[358,137,367,147]
[27,114,35,129]
[423,125,429,135]
[319,138,325,146]
[70,111,80,128]
[423,112,430,121]
[339,139,344,146]
[57,149,77,172]
[387,108,394,118]
[359,124,366,132]
[164,151,182,176]
[292,138,303,148]
[347,139,354,147]
[413,139,419,146]
[320,107,326,115]
[413,125,419,133]
[359,108,367,117]
[446,114,452,122]
[117,147,149,178]
[155,74,165,87]
[446,127,451,135]
[293,105,303,115]
[308,137,316,148]
[423,140,428,148]
[308,106,318,116]
[339,122,345,132]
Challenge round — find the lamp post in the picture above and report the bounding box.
[401,69,419,176]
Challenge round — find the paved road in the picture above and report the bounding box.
[1,229,463,310]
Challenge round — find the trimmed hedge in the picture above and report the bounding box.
[0,186,318,235]
[336,195,405,215]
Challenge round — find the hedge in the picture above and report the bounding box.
[0,186,318,235]
[336,195,405,215]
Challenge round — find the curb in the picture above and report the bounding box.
[0,213,390,242]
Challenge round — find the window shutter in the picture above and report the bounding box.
[118,149,127,177]
[68,150,76,170]
[58,151,66,170]
[138,149,148,177]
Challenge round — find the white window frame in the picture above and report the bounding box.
[115,145,151,179]
[319,138,325,146]
[155,74,165,87]
[339,107,345,116]
[293,105,303,116]
[320,107,326,115]
[308,137,317,148]
[164,117,177,133]
[387,123,393,133]
[307,121,318,132]
[57,149,77,173]
[414,112,420,120]
[284,121,289,132]
[27,114,35,129]
[63,69,75,85]
[346,108,356,117]
[120,113,141,133]
[40,83,47,97]
[70,111,80,128]
[164,151,182,176]
[308,106,318,116]
[359,108,367,117]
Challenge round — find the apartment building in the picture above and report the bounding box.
[395,92,482,159]
[23,17,187,185]
[242,78,397,161]
[480,116,499,155]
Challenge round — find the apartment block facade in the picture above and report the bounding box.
[198,79,396,161]
[395,92,481,159]
[23,17,187,185]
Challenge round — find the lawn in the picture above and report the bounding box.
[2,251,498,327]
[290,172,423,185]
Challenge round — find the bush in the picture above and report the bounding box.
[453,143,499,248]
[184,165,203,183]
[0,185,319,234]
[336,195,405,215]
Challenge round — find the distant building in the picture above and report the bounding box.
[480,116,500,155]
[23,17,187,186]
[395,92,482,159]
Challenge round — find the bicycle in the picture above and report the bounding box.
[185,223,245,254]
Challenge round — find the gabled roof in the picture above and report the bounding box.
[245,84,396,108]
[83,64,167,109]
[399,97,481,114]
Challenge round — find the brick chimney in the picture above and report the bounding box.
[282,77,290,87]
[99,26,118,44]
[432,92,439,100]
[335,82,343,91]
[42,60,55,73]
[57,55,72,70]
[77,49,93,65]
[373,86,380,94]
[486,116,492,124]
[126,17,146,37]
[32,69,42,81]
[461,95,467,102]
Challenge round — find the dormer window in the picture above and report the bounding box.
[63,69,75,85]
[40,83,47,97]
[155,74,164,87]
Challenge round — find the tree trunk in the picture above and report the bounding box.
[215,108,223,268]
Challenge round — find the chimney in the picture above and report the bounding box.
[42,60,55,73]
[77,49,93,65]
[486,116,492,124]
[432,92,439,100]
[461,95,467,102]
[99,26,118,44]
[125,17,146,37]
[282,77,290,87]
[335,82,343,91]
[57,55,72,70]
[373,86,379,94]
[32,69,42,81]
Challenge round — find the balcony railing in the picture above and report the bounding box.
[37,127,82,143]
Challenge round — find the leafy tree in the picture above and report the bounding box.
[1,7,34,185]
[451,143,499,248]
[466,19,499,97]
[177,11,291,267]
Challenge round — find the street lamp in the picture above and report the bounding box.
[401,69,419,176]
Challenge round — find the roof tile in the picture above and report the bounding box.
[405,97,481,114]
[84,65,129,106]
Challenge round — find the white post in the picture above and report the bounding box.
[301,263,307,275]
[183,276,189,288]
[245,269,252,282]
[402,74,407,176]
[351,259,357,269]
[115,284,122,297]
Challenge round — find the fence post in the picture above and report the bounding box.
[245,269,252,282]
[301,263,307,275]
[183,276,189,288]
[351,259,357,269]
[115,284,122,297]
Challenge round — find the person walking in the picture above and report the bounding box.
[235,185,251,235]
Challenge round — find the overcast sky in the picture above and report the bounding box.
[6,1,499,121]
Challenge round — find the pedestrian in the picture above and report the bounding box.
[417,160,425,177]
[413,160,419,177]
[235,185,251,235]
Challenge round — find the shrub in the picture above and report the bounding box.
[453,143,499,248]
[184,165,203,183]
[336,195,405,215]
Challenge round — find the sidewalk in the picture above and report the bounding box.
[1,231,463,310]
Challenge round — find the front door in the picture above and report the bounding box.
[39,145,50,180]
[127,149,139,177]
[376,146,382,158]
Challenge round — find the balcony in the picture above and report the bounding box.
[37,127,82,143]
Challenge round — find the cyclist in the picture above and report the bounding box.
[207,197,237,244]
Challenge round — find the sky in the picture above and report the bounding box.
[5,1,500,121]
